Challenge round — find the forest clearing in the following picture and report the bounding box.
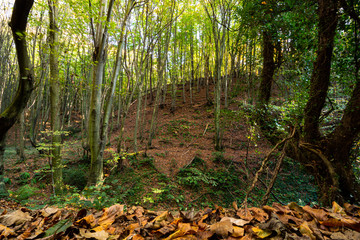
[0,0,360,239]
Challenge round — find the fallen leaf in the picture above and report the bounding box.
[332,202,346,215]
[172,235,197,239]
[0,209,32,226]
[157,218,181,235]
[0,224,15,238]
[210,219,233,237]
[97,204,124,229]
[221,217,250,227]
[78,228,109,240]
[74,214,96,228]
[252,226,272,238]
[231,226,245,237]
[258,213,286,235]
[132,233,145,240]
[299,221,316,240]
[303,205,329,222]
[41,207,59,217]
[237,207,268,223]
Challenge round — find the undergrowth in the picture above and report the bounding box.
[12,152,317,210]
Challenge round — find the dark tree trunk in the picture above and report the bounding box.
[258,30,275,105]
[303,0,338,143]
[255,0,360,205]
[0,0,35,197]
[293,0,360,205]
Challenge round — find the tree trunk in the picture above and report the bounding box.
[303,0,338,143]
[290,0,360,205]
[88,0,114,186]
[0,0,35,197]
[49,0,63,195]
[258,30,275,105]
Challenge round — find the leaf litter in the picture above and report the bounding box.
[1,201,360,239]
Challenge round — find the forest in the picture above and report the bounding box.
[0,0,360,236]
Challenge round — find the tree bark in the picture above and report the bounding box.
[88,0,114,186]
[48,0,63,195]
[0,0,34,197]
[258,30,275,105]
[291,0,360,204]
[303,0,338,143]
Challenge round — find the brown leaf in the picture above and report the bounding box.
[237,208,268,223]
[40,207,59,218]
[157,218,181,235]
[74,214,96,228]
[0,209,32,226]
[231,226,245,237]
[332,202,346,216]
[210,219,233,237]
[344,203,360,217]
[132,234,145,240]
[221,217,250,227]
[146,211,173,229]
[275,212,303,226]
[97,204,124,229]
[172,235,197,239]
[16,218,42,240]
[0,224,15,238]
[321,217,360,232]
[78,228,109,240]
[237,208,254,221]
[299,221,316,240]
[303,205,329,222]
[232,202,238,211]
[196,229,214,239]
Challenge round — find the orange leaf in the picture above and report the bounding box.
[303,205,329,221]
[75,214,96,228]
[0,224,15,238]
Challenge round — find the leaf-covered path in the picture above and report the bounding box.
[1,200,360,239]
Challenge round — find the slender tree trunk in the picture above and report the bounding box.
[170,24,177,113]
[48,0,63,195]
[148,3,175,147]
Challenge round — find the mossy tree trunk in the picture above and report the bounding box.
[0,0,35,197]
[48,0,63,195]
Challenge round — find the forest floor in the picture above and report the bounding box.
[3,82,317,210]
[3,82,360,239]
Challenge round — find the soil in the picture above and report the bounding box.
[3,81,274,205]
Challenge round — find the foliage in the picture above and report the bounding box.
[11,184,40,201]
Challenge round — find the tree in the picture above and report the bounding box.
[203,0,235,150]
[0,0,35,197]
[48,0,63,195]
[296,0,360,204]
[254,0,360,204]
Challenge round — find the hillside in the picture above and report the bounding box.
[3,82,318,209]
